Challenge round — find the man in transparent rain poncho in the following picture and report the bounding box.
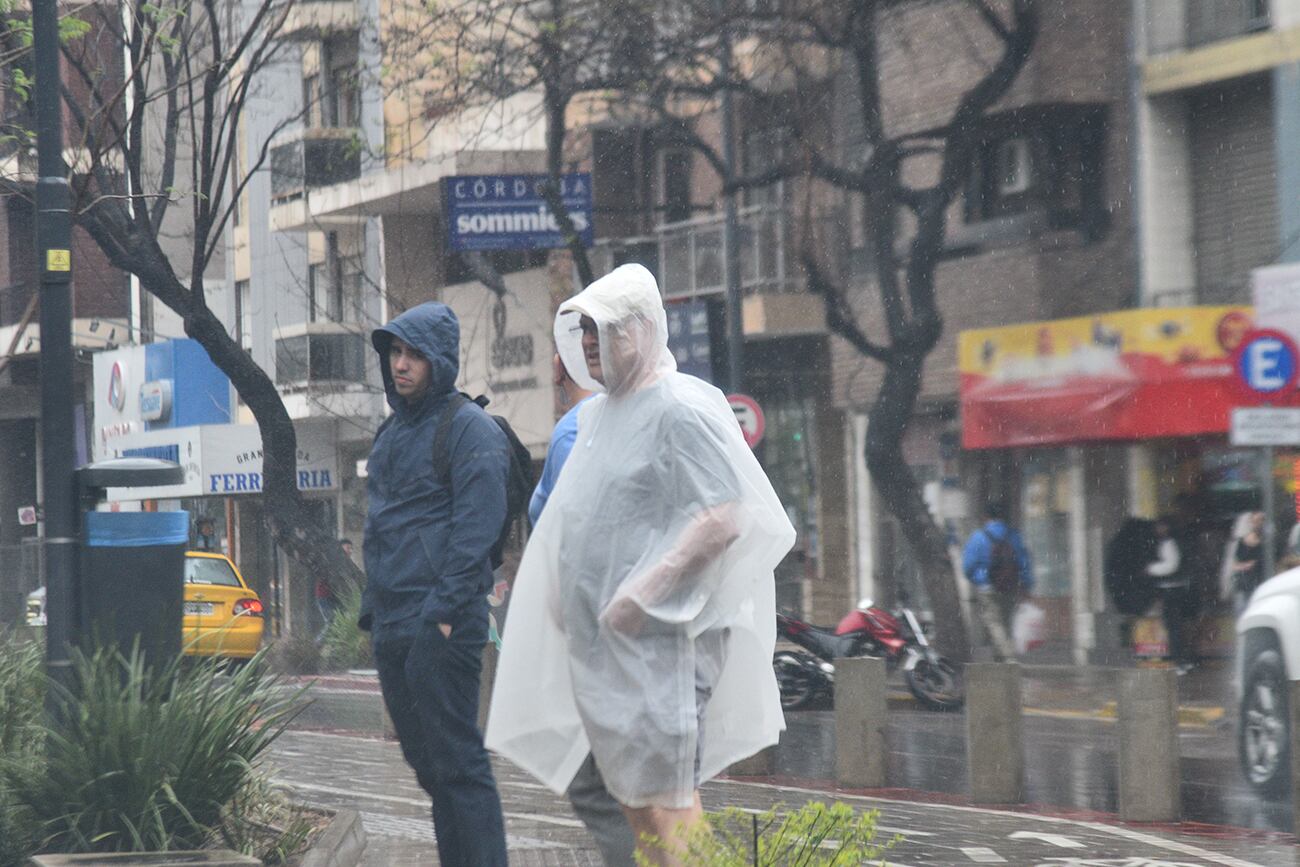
[487,264,795,861]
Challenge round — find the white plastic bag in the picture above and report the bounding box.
[1012,601,1046,655]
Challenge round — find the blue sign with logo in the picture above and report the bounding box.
[144,339,232,430]
[666,300,715,383]
[446,173,594,252]
[1236,329,1299,395]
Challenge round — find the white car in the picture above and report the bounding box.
[25,586,45,626]
[1236,567,1300,797]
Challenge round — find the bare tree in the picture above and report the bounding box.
[628,0,1039,659]
[12,0,364,594]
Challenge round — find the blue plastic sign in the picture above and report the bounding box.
[1234,329,1299,395]
[666,300,714,383]
[446,173,593,252]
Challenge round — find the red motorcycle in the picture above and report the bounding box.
[774,598,963,711]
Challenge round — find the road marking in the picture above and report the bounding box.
[714,779,1268,867]
[961,847,1007,862]
[877,824,934,837]
[1010,831,1086,849]
[504,812,586,828]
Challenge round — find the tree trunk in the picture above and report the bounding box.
[863,347,971,662]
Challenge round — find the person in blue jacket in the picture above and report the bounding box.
[362,301,509,866]
[962,501,1034,661]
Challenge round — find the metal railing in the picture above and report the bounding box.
[656,204,798,300]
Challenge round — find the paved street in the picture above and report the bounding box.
[270,729,1299,866]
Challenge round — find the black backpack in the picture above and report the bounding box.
[432,392,534,569]
[986,532,1021,595]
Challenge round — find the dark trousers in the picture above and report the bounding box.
[374,612,508,866]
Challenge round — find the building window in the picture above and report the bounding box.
[324,36,359,128]
[967,134,1037,221]
[303,73,322,128]
[658,148,693,224]
[741,126,789,209]
[234,280,252,351]
[307,263,324,323]
[962,106,1108,238]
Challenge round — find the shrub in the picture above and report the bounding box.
[211,771,316,865]
[1,643,305,857]
[0,631,43,867]
[636,801,899,866]
[320,584,372,671]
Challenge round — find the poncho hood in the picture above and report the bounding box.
[555,263,674,396]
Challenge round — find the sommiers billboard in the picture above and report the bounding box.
[958,306,1282,449]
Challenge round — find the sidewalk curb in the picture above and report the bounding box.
[298,808,366,867]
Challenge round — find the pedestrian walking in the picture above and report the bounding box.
[528,353,634,866]
[193,517,219,552]
[361,302,509,866]
[1224,511,1265,613]
[962,502,1034,662]
[487,264,796,865]
[1148,515,1195,674]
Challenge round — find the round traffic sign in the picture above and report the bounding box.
[727,394,765,449]
[1233,329,1300,397]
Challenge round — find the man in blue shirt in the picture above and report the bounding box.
[527,354,634,866]
[962,502,1034,661]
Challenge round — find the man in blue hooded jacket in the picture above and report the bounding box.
[962,501,1034,661]
[362,301,509,865]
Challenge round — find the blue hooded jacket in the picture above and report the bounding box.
[362,302,509,635]
[962,520,1034,591]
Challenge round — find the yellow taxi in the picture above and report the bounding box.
[184,551,264,660]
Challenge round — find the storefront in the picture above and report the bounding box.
[92,340,343,637]
[957,305,1291,662]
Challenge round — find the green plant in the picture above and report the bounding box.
[0,631,44,867]
[1,643,305,856]
[320,585,372,671]
[635,801,899,866]
[212,771,316,865]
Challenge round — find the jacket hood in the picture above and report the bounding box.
[554,263,675,396]
[372,302,460,411]
[984,520,1010,541]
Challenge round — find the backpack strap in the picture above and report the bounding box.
[432,393,469,484]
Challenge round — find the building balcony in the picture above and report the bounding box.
[279,0,358,41]
[275,323,368,391]
[270,128,361,203]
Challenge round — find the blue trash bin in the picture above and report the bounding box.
[79,510,189,667]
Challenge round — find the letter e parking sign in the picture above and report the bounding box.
[1234,329,1300,399]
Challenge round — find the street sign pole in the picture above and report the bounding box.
[33,0,78,695]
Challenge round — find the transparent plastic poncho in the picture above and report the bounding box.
[486,264,796,809]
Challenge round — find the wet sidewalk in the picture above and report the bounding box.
[269,728,1297,866]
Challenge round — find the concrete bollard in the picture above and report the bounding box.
[477,640,499,731]
[966,663,1023,804]
[1118,667,1180,822]
[834,656,888,788]
[729,743,778,777]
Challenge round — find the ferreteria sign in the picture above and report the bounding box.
[446,173,594,251]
